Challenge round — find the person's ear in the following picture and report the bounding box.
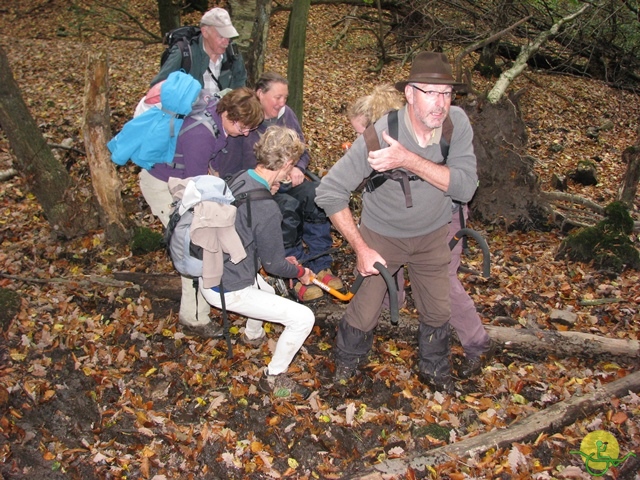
[405,85,415,105]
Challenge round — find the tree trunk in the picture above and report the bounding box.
[347,370,640,479]
[286,0,311,123]
[228,0,271,88]
[83,50,133,245]
[157,0,181,37]
[0,45,98,238]
[619,130,640,207]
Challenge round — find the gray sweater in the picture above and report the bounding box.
[315,106,477,238]
[220,171,300,291]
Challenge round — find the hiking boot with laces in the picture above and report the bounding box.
[458,338,499,379]
[294,282,323,302]
[238,332,266,348]
[258,371,311,399]
[315,269,344,290]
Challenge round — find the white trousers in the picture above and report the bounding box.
[200,276,315,376]
[139,170,211,325]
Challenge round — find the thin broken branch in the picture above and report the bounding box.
[454,15,532,83]
[49,143,86,156]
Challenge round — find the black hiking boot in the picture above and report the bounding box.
[458,338,499,379]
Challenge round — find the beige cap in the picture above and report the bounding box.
[200,7,239,38]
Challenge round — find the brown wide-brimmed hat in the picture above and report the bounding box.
[395,52,464,91]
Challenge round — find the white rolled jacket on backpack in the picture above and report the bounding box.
[168,176,246,289]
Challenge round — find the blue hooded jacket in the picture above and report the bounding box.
[108,71,201,170]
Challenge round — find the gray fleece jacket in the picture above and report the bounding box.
[315,105,477,238]
[219,170,301,291]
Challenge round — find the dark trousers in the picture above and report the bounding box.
[275,180,333,272]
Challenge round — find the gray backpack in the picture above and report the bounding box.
[164,173,274,278]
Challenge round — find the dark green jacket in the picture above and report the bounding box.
[151,36,247,90]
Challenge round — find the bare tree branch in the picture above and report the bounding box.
[487,3,592,103]
[454,15,532,83]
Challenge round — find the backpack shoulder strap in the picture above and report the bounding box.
[358,109,399,193]
[387,109,399,141]
[173,38,192,73]
[362,108,399,153]
[363,124,380,152]
[179,111,219,139]
[179,28,201,73]
[220,43,238,72]
[227,172,275,227]
[439,115,453,164]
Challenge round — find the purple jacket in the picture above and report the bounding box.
[211,105,310,179]
[148,100,227,182]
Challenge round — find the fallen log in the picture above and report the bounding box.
[112,271,181,302]
[347,369,640,479]
[485,325,640,359]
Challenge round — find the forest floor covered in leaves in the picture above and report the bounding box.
[1,1,640,479]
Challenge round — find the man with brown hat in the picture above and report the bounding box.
[151,7,247,95]
[316,52,478,393]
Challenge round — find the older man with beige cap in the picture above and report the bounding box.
[151,7,247,95]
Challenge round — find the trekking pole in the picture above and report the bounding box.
[302,168,322,183]
[298,247,340,267]
[448,228,491,278]
[310,261,399,326]
[218,282,234,359]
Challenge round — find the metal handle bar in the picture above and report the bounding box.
[448,228,491,278]
[310,261,399,325]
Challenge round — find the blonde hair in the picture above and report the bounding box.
[254,126,305,171]
[347,84,405,127]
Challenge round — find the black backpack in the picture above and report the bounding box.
[362,111,471,250]
[160,26,239,74]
